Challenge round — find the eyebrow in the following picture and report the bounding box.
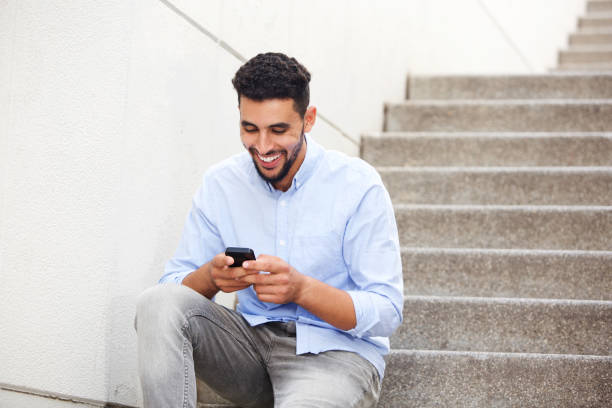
[241,120,290,129]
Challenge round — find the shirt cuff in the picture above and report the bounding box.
[346,290,380,338]
[159,270,193,284]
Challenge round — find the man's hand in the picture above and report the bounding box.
[240,254,357,331]
[210,253,258,293]
[182,252,257,299]
[240,255,306,304]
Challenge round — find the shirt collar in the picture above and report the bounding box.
[291,133,322,191]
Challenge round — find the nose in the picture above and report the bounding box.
[253,130,275,154]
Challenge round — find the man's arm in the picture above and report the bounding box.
[240,182,403,337]
[240,255,356,331]
[183,253,258,300]
[160,175,225,285]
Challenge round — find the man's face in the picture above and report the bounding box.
[239,96,315,191]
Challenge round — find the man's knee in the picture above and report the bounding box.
[134,283,210,333]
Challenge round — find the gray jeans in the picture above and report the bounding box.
[135,284,381,408]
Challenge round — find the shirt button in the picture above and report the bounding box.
[279,240,286,246]
[280,200,286,207]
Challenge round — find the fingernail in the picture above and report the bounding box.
[243,261,249,268]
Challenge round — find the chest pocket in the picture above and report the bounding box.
[291,233,345,281]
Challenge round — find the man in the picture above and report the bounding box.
[135,52,403,408]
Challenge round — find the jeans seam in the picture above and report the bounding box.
[263,328,277,365]
[182,337,189,408]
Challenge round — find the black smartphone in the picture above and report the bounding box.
[225,247,256,268]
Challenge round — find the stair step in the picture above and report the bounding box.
[392,296,612,354]
[402,248,612,300]
[579,14,612,29]
[570,32,612,45]
[379,166,612,205]
[394,205,612,250]
[588,0,612,12]
[383,100,612,132]
[197,381,233,406]
[555,62,612,71]
[380,350,612,407]
[408,74,612,99]
[361,132,612,166]
[559,49,612,64]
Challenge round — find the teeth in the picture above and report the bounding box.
[258,153,280,163]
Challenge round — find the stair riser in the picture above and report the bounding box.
[409,75,612,99]
[579,17,612,29]
[588,1,612,12]
[402,250,612,300]
[392,298,612,354]
[380,352,612,407]
[555,62,612,70]
[560,50,612,63]
[570,33,612,45]
[395,207,612,250]
[384,103,612,132]
[381,170,612,205]
[361,134,612,166]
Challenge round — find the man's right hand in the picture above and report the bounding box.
[182,252,257,299]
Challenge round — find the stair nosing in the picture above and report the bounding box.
[388,349,612,360]
[376,165,612,172]
[401,294,612,306]
[385,99,612,106]
[361,131,612,138]
[393,204,612,211]
[399,246,612,256]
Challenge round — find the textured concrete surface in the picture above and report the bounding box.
[570,31,612,45]
[394,205,612,250]
[578,12,612,30]
[393,296,612,354]
[588,0,612,12]
[384,100,612,132]
[556,62,612,70]
[579,15,612,29]
[559,48,612,63]
[197,381,233,406]
[379,166,612,205]
[379,351,612,407]
[361,132,612,166]
[401,248,612,300]
[408,74,612,99]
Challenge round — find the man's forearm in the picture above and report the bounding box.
[182,262,220,299]
[295,275,357,331]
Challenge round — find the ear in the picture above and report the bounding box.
[304,106,317,133]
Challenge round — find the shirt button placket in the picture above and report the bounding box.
[277,198,289,260]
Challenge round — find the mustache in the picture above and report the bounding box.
[248,147,286,156]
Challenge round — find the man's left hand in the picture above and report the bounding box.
[240,255,307,304]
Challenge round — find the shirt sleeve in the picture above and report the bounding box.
[159,175,225,284]
[342,181,404,338]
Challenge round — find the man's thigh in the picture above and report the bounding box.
[137,284,273,407]
[265,333,381,408]
[185,292,274,407]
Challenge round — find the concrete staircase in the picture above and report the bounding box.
[362,3,612,405]
[198,3,612,407]
[558,0,612,71]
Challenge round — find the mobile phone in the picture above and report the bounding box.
[225,247,256,268]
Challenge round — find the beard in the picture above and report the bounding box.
[250,130,306,185]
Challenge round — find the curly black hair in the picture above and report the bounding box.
[232,52,311,117]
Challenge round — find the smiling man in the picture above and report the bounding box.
[135,53,403,408]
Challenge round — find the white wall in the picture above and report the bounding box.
[0,0,586,406]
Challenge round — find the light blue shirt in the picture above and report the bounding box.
[160,135,404,378]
